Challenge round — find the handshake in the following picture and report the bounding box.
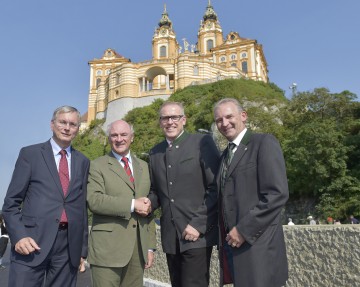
[134,197,152,217]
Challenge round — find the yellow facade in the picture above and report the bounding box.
[85,2,268,127]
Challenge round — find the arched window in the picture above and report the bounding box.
[231,62,237,67]
[160,46,167,57]
[242,61,248,73]
[231,54,237,60]
[193,65,199,76]
[206,39,214,51]
[96,70,102,76]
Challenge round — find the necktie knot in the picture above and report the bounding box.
[60,149,67,157]
[121,156,128,164]
[228,143,236,152]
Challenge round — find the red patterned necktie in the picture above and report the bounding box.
[59,150,69,222]
[121,156,135,186]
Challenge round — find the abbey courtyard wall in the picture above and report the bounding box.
[144,225,360,287]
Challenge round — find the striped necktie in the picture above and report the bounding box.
[121,156,135,186]
[59,149,69,222]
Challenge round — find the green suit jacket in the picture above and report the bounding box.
[87,152,156,267]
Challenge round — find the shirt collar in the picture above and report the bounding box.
[50,138,71,156]
[230,128,247,147]
[112,150,132,163]
[166,130,184,146]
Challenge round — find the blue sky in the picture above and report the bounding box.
[1,0,359,204]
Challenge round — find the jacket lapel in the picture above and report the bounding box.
[41,141,64,198]
[227,130,252,176]
[66,147,78,198]
[107,153,135,192]
[132,157,143,194]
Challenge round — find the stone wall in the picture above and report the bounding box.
[144,225,360,287]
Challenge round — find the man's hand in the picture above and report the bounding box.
[182,224,200,241]
[225,226,245,248]
[15,237,41,255]
[134,197,152,217]
[145,251,155,269]
[78,257,86,273]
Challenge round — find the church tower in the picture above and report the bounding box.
[152,4,179,59]
[197,0,224,55]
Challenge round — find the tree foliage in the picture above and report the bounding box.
[281,88,360,220]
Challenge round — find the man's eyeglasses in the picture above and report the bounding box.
[55,120,79,129]
[159,115,184,123]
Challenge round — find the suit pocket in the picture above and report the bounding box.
[179,157,194,164]
[21,215,36,227]
[91,224,113,232]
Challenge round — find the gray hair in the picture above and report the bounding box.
[159,101,185,116]
[106,120,135,136]
[51,105,81,124]
[213,98,244,114]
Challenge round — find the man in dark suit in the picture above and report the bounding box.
[148,102,219,287]
[2,106,90,287]
[213,98,289,287]
[87,120,156,287]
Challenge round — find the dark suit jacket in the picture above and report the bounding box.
[218,130,289,287]
[149,132,219,254]
[2,140,90,267]
[87,153,156,268]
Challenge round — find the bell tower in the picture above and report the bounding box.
[152,4,179,59]
[197,0,224,55]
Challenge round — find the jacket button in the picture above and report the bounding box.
[170,199,174,203]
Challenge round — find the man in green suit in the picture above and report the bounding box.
[87,120,156,287]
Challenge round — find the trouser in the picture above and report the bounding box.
[166,239,212,287]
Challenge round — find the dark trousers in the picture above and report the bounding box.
[166,239,212,287]
[8,228,77,287]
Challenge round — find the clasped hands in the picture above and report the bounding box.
[226,226,245,248]
[134,197,152,217]
[182,224,200,242]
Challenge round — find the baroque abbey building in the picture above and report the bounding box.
[85,1,268,128]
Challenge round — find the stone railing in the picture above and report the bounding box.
[144,225,360,287]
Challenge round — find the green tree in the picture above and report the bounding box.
[281,88,360,220]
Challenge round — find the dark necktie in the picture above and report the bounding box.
[219,142,237,283]
[221,143,236,189]
[59,150,69,222]
[121,156,135,186]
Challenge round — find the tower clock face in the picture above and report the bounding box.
[206,22,212,29]
[161,29,167,35]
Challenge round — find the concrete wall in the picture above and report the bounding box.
[144,225,360,287]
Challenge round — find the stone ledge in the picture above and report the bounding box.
[145,225,360,287]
